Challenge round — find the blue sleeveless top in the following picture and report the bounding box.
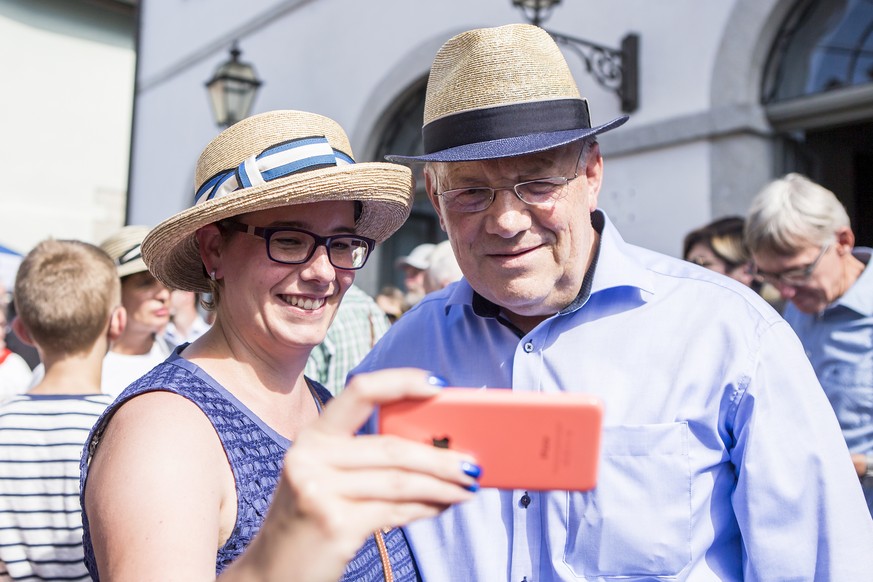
[80,348,421,580]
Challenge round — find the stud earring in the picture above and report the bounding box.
[210,270,217,282]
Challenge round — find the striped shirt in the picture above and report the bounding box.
[0,394,112,581]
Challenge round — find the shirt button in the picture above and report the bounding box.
[523,341,534,353]
[520,492,531,508]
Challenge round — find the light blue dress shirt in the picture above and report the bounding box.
[783,248,873,517]
[354,211,873,581]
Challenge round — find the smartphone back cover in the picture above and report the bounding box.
[379,389,602,491]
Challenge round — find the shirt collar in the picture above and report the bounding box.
[831,247,873,316]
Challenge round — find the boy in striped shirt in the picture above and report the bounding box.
[0,239,124,581]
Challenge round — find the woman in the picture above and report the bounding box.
[683,215,783,310]
[682,216,755,286]
[98,225,173,395]
[80,110,480,581]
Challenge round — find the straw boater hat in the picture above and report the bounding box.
[142,110,415,293]
[387,23,628,163]
[100,225,152,279]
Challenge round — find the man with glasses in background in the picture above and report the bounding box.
[747,172,873,517]
[354,23,873,580]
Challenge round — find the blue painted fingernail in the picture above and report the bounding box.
[427,374,448,387]
[461,461,482,478]
[464,481,480,493]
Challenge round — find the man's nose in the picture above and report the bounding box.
[775,281,797,300]
[485,189,531,237]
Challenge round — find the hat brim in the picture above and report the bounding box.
[386,116,628,163]
[395,257,428,270]
[142,162,413,293]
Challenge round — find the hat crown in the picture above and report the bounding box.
[100,225,151,277]
[424,24,582,125]
[99,225,150,261]
[195,110,355,193]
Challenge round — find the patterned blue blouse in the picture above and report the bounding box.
[80,348,420,580]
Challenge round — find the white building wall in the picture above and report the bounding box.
[602,143,712,257]
[0,0,135,253]
[128,0,765,261]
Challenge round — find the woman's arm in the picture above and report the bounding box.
[86,370,478,582]
[84,391,235,581]
[222,369,479,582]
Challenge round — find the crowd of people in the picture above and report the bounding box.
[1,21,872,582]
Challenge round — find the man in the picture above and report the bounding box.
[354,24,873,580]
[746,173,873,517]
[424,240,463,293]
[395,242,435,306]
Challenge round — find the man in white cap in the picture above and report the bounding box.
[354,23,873,580]
[395,242,435,306]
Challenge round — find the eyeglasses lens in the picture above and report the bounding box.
[269,231,369,269]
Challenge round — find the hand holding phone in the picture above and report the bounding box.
[378,388,602,491]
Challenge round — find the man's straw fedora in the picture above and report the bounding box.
[142,110,414,293]
[387,23,628,163]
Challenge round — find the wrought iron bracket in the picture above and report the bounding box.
[547,30,639,113]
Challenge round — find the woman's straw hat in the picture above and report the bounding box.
[100,225,152,279]
[387,23,628,163]
[142,110,414,293]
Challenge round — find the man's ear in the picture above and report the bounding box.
[108,306,127,343]
[835,226,855,255]
[11,317,34,347]
[584,143,604,212]
[424,167,448,233]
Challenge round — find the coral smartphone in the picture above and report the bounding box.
[377,388,603,491]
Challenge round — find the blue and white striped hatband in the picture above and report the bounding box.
[141,110,414,293]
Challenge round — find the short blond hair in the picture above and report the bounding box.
[745,173,849,255]
[14,239,119,355]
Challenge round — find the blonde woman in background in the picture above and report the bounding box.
[683,216,782,310]
[683,216,754,285]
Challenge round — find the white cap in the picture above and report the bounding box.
[396,243,436,271]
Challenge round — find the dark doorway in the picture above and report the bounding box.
[371,78,445,291]
[778,121,873,247]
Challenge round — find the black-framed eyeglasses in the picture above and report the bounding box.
[436,149,585,213]
[221,221,375,270]
[750,242,831,286]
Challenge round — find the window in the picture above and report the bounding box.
[762,0,873,103]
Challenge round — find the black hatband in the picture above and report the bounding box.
[422,99,590,154]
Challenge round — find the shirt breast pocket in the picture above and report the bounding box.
[820,360,873,429]
[562,422,692,579]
